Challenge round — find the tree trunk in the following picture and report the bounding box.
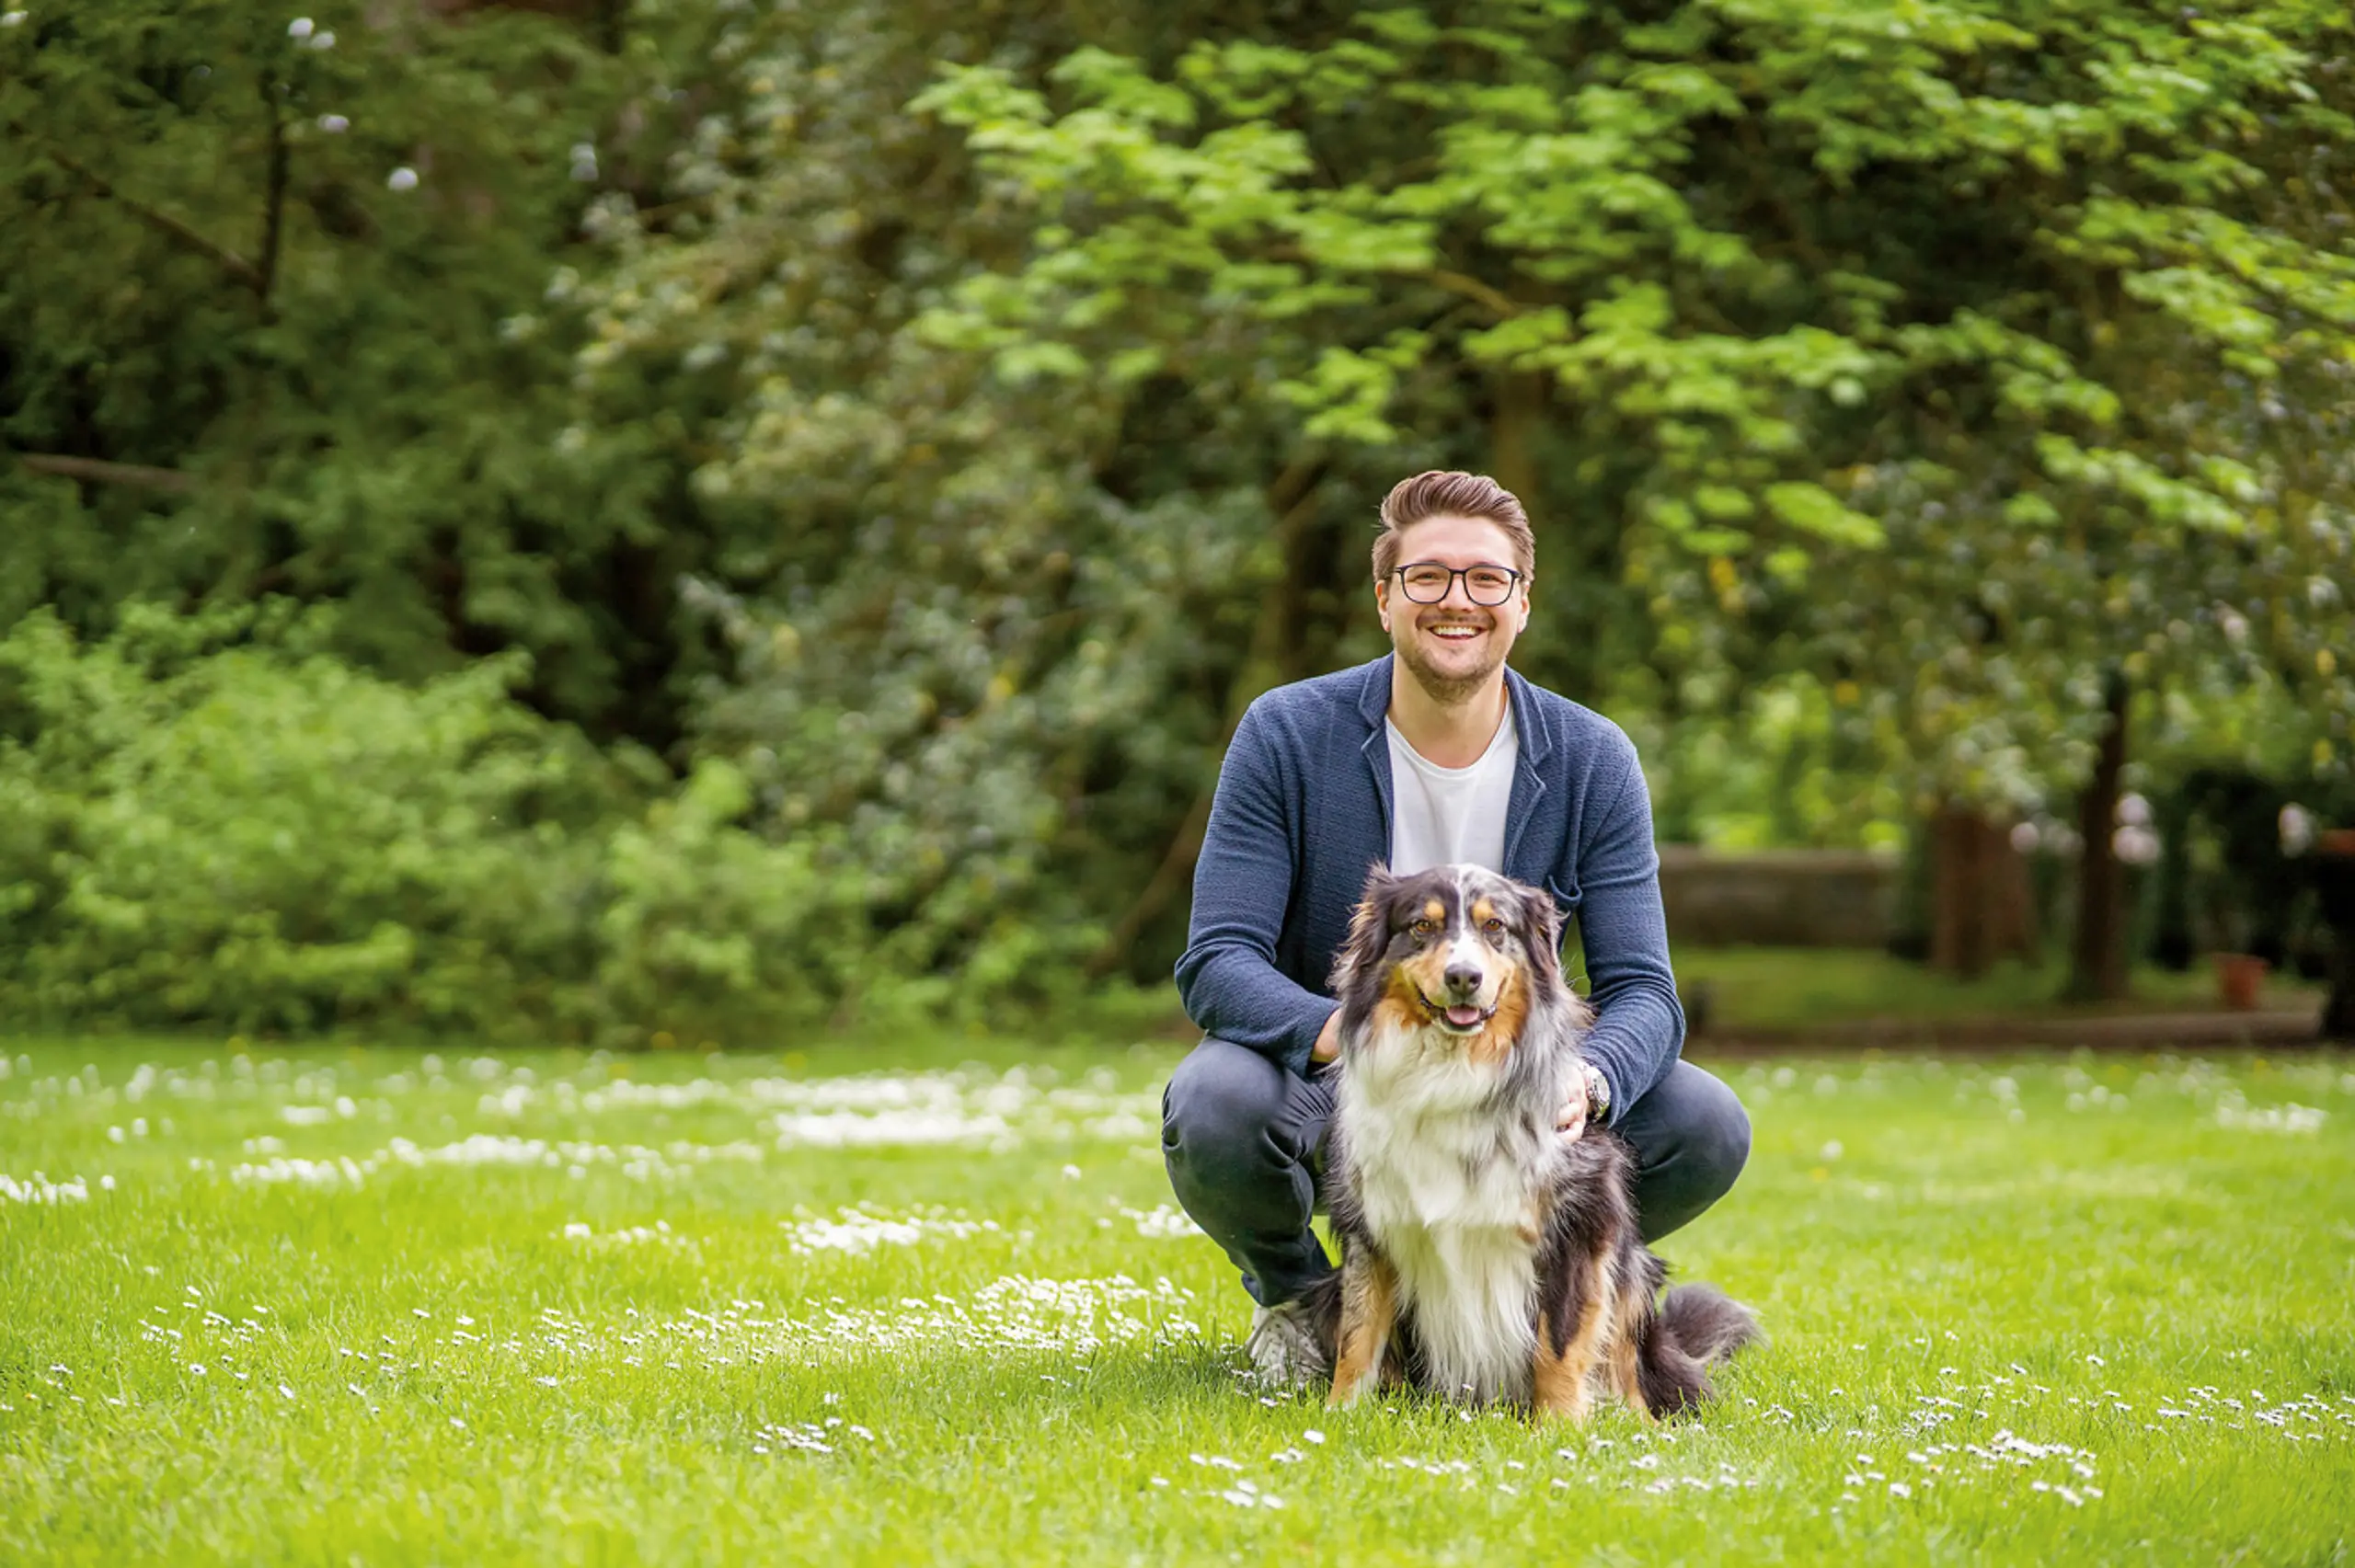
[1927,807,2039,979]
[2064,670,2132,1002]
[1084,454,1328,978]
[1489,370,1545,517]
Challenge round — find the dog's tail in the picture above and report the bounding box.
[1660,1283,1760,1365]
[1637,1283,1761,1417]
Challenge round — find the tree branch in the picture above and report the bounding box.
[258,75,291,304]
[1422,269,1522,321]
[14,453,197,493]
[46,147,269,295]
[1264,242,1522,321]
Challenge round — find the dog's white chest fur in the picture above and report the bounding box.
[1337,1035,1560,1403]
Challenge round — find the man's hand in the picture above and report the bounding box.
[1555,1086,1588,1144]
[1556,1063,1603,1144]
[1310,1007,1344,1066]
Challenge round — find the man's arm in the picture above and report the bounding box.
[1173,702,1339,1079]
[1570,746,1685,1126]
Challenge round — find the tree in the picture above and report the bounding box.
[0,0,701,742]
[570,0,1447,986]
[917,0,2355,988]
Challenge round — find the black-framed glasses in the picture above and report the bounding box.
[1392,561,1522,606]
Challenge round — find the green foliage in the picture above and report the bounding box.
[10,0,2355,1034]
[0,603,1142,1038]
[593,759,866,1035]
[570,0,1391,986]
[0,604,616,1034]
[0,0,698,739]
[917,0,2355,817]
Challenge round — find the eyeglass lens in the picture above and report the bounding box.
[1396,564,1517,604]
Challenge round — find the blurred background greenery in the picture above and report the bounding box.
[5,0,2353,1044]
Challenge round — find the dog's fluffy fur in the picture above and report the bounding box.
[1306,864,1756,1420]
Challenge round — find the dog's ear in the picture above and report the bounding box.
[1329,863,1396,991]
[1518,880,1567,998]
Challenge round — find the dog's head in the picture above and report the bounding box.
[1329,864,1581,1059]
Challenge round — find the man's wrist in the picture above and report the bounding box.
[1581,1062,1612,1124]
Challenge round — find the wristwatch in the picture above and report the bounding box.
[1581,1062,1611,1124]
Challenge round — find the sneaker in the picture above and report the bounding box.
[1246,1299,1330,1391]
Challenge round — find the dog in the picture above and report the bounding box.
[1307,863,1756,1420]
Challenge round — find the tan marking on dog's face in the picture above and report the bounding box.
[1465,958,1529,1069]
[1369,967,1430,1043]
[1396,941,1456,1016]
[1358,869,1536,1042]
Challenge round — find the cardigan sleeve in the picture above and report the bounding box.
[1571,744,1686,1125]
[1172,701,1338,1078]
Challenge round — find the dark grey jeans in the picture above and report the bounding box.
[1161,1038,1751,1307]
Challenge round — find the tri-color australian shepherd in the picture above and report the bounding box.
[1305,864,1757,1421]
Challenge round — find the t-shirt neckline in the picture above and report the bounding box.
[1385,707,1515,779]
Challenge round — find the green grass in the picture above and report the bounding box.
[3,1032,2351,1565]
[1671,947,2327,1031]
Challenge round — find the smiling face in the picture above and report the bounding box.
[1331,864,1569,1067]
[1375,514,1532,704]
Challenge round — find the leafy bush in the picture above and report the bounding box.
[592,758,875,1039]
[0,605,618,1035]
[0,604,1127,1041]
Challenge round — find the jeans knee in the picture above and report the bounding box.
[1689,1083,1752,1204]
[1162,1038,1289,1172]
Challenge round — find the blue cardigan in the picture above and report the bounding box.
[1173,654,1683,1124]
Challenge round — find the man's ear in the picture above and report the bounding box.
[1330,864,1397,992]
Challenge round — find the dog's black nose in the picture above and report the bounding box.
[1443,962,1482,994]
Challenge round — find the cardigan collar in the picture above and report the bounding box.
[1354,654,1554,876]
[1351,653,1552,761]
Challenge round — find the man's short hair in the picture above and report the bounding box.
[1372,471,1535,582]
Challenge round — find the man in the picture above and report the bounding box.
[1161,469,1751,1386]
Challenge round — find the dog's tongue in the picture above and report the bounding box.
[1444,1004,1485,1029]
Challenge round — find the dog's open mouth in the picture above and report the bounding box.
[1419,994,1493,1034]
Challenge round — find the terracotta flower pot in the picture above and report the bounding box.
[2212,952,2269,1012]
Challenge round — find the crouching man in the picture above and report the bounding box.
[1160,470,1751,1385]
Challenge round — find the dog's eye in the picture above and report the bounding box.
[1482,917,1507,939]
[1408,919,1437,940]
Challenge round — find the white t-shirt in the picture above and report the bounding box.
[1385,709,1519,876]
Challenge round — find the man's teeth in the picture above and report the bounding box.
[1430,625,1483,639]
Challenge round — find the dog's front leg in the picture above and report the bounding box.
[1327,1247,1399,1409]
[1533,1248,1615,1423]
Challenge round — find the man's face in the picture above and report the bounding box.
[1376,515,1530,702]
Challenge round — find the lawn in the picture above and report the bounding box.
[3,1032,2351,1565]
[1670,947,2326,1031]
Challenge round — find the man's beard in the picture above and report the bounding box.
[1397,624,1504,705]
